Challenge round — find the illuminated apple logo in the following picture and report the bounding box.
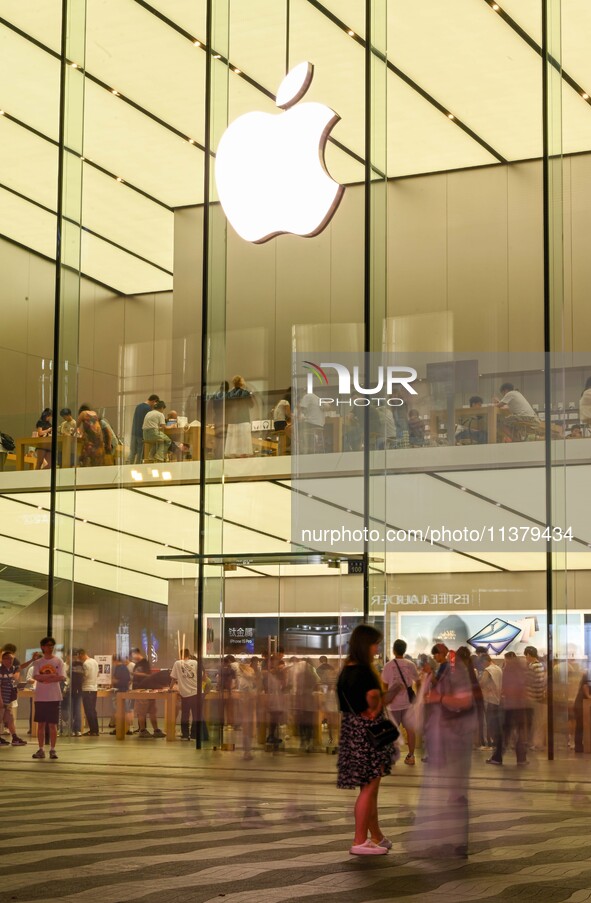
[215,62,344,243]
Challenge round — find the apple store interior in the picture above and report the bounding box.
[1,0,591,756]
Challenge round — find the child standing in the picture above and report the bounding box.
[31,637,65,760]
[0,651,27,746]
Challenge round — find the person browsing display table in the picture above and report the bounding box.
[34,408,52,470]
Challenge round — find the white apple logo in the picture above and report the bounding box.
[215,62,344,243]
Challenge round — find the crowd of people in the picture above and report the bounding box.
[2,629,588,859]
[2,373,588,471]
[335,628,589,857]
[29,405,121,470]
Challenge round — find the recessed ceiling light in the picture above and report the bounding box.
[492,3,500,9]
[460,487,466,491]
[188,138,195,144]
[116,176,124,182]
[448,113,455,120]
[0,111,5,116]
[80,156,85,161]
[162,472,172,481]
[583,93,589,100]
[233,67,241,74]
[194,40,201,47]
[495,502,501,507]
[111,89,120,96]
[213,54,221,60]
[151,469,159,478]
[70,62,79,68]
[347,30,355,36]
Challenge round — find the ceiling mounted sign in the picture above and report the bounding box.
[215,61,344,243]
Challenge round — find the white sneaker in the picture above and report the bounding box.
[350,840,388,855]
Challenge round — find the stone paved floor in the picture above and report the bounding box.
[1,737,591,902]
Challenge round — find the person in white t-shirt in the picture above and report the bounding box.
[170,650,198,741]
[31,637,65,760]
[495,382,539,440]
[142,400,171,462]
[478,653,503,749]
[381,639,419,766]
[78,650,100,736]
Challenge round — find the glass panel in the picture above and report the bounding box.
[2,0,589,777]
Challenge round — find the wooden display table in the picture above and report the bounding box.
[14,435,82,470]
[115,690,176,741]
[18,687,111,732]
[430,406,499,445]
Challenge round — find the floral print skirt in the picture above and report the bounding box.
[337,712,393,789]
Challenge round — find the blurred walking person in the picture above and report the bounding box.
[416,645,476,858]
[487,653,529,766]
[382,639,419,766]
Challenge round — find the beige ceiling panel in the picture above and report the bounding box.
[0,535,50,577]
[86,0,206,141]
[562,84,591,156]
[143,0,206,38]
[0,0,62,52]
[498,1,542,45]
[388,0,542,162]
[0,26,60,140]
[384,552,497,574]
[83,81,204,206]
[469,552,591,571]
[0,117,58,210]
[319,1,367,39]
[73,488,200,555]
[388,75,497,177]
[0,188,55,258]
[562,0,591,96]
[223,481,292,539]
[228,0,287,92]
[82,164,173,270]
[224,67,277,141]
[72,555,168,604]
[289,0,365,160]
[72,520,194,580]
[81,231,172,294]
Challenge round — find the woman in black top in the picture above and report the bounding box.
[337,624,394,856]
[34,408,52,470]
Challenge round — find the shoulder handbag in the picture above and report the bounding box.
[0,432,15,452]
[341,690,399,750]
[394,659,416,704]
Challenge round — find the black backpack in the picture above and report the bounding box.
[0,433,15,452]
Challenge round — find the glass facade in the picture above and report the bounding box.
[1,0,590,757]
